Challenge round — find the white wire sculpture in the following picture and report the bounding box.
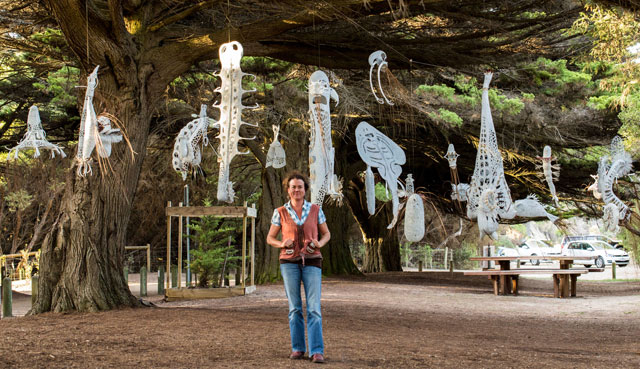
[356,121,405,229]
[451,183,470,202]
[172,104,215,180]
[8,105,66,159]
[596,135,632,229]
[265,125,286,169]
[466,72,515,239]
[602,203,620,233]
[514,194,558,222]
[76,66,122,177]
[403,174,425,242]
[445,143,459,169]
[538,145,560,206]
[308,70,342,206]
[213,41,258,203]
[368,50,394,105]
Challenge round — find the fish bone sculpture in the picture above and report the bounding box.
[8,105,66,159]
[213,41,258,203]
[466,72,515,239]
[538,145,560,206]
[356,121,406,229]
[308,70,342,206]
[76,66,122,177]
[172,104,214,180]
[266,125,286,168]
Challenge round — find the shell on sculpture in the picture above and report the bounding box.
[404,193,425,242]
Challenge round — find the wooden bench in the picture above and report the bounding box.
[464,269,588,297]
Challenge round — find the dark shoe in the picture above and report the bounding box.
[311,353,325,363]
[289,351,304,360]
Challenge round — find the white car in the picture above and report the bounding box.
[517,239,560,266]
[561,240,630,268]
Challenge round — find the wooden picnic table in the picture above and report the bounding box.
[467,256,597,298]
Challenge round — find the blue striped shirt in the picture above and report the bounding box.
[271,200,326,226]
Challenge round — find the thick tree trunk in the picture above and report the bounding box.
[346,177,401,273]
[30,66,153,313]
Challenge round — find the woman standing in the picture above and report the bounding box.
[267,171,331,364]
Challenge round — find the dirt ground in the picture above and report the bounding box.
[1,272,640,368]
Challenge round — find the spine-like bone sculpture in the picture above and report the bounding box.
[537,145,560,206]
[596,136,632,226]
[368,50,394,105]
[8,105,66,159]
[514,194,558,222]
[308,70,342,206]
[266,125,286,168]
[356,121,405,229]
[466,72,515,238]
[403,174,425,242]
[213,41,258,203]
[172,104,213,180]
[76,66,122,177]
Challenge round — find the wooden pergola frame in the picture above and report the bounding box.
[164,201,257,301]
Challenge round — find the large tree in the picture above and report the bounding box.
[0,0,614,312]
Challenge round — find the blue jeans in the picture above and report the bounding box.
[280,263,324,356]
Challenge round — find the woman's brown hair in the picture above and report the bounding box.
[282,170,310,192]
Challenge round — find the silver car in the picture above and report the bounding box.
[561,240,630,268]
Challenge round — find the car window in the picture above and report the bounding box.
[568,243,578,250]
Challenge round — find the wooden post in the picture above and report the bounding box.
[146,244,151,273]
[251,204,256,287]
[2,277,12,318]
[444,247,448,270]
[449,260,454,274]
[418,260,423,272]
[612,262,616,280]
[570,274,578,297]
[158,266,165,295]
[31,274,38,306]
[171,265,178,288]
[242,202,247,288]
[178,202,183,289]
[140,266,147,297]
[166,201,172,291]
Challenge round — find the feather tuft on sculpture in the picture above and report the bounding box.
[308,70,342,206]
[76,66,122,177]
[355,121,405,229]
[8,105,66,160]
[212,41,258,203]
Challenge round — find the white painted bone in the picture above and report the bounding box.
[8,105,66,160]
[172,104,210,180]
[308,70,342,206]
[538,145,560,207]
[212,41,258,203]
[75,66,122,177]
[368,50,394,105]
[266,124,286,169]
[356,121,405,229]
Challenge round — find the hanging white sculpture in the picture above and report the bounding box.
[403,174,425,242]
[365,167,376,215]
[8,105,66,159]
[538,145,560,207]
[265,125,286,169]
[466,72,515,239]
[308,70,342,206]
[445,144,459,169]
[451,183,470,202]
[172,104,215,180]
[514,194,558,222]
[213,41,258,203]
[602,203,620,233]
[76,66,122,177]
[368,50,394,105]
[356,121,405,229]
[596,135,632,225]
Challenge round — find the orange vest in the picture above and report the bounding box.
[277,204,323,262]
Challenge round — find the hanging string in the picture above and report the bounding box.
[226,0,231,42]
[85,1,90,65]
